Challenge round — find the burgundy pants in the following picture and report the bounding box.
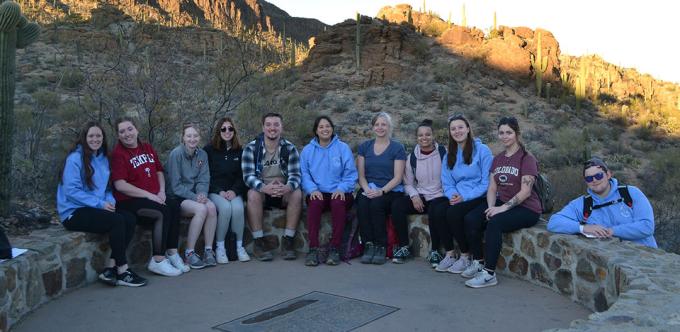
[306,193,353,249]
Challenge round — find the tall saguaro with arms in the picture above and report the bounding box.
[0,1,40,215]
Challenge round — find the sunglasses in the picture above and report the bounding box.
[220,126,235,133]
[584,172,605,183]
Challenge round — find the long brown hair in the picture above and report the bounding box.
[446,114,474,169]
[211,117,241,150]
[59,121,109,190]
[114,116,142,146]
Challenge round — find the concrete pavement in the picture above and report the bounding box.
[12,257,590,332]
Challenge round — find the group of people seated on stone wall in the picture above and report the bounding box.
[56,111,657,288]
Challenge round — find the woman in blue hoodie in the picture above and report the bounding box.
[57,122,146,287]
[436,114,492,274]
[300,116,358,266]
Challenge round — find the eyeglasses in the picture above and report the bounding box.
[220,126,234,133]
[584,172,605,183]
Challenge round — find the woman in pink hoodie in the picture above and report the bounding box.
[390,119,449,265]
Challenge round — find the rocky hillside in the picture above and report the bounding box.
[22,0,326,43]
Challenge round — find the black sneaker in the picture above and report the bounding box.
[305,248,319,266]
[392,245,411,264]
[371,246,387,265]
[427,250,444,268]
[98,267,117,286]
[116,269,148,287]
[253,238,273,261]
[326,247,340,266]
[281,235,297,260]
[361,242,375,264]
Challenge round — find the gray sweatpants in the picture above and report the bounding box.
[208,194,245,245]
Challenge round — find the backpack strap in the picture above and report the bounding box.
[437,144,447,161]
[409,152,417,181]
[618,185,633,207]
[582,194,593,224]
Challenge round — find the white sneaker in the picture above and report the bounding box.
[216,247,229,264]
[167,253,190,273]
[461,259,484,279]
[237,246,251,262]
[447,256,471,274]
[435,255,456,272]
[465,269,498,288]
[148,258,182,277]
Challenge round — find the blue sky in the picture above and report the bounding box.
[268,0,679,83]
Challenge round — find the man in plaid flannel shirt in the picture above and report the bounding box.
[242,113,302,261]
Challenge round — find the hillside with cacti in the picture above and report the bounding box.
[4,2,680,254]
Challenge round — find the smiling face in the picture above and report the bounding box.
[584,166,612,196]
[372,116,390,138]
[220,121,234,143]
[182,126,200,149]
[316,118,333,141]
[416,126,434,150]
[86,126,104,152]
[449,119,469,145]
[262,116,282,141]
[498,124,518,150]
[117,121,139,148]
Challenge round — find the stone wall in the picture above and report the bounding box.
[2,212,680,331]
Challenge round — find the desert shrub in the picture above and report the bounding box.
[550,127,588,165]
[401,81,433,103]
[545,166,585,211]
[60,68,84,90]
[432,62,462,83]
[641,148,680,198]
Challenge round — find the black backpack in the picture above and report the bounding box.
[582,185,633,222]
[409,144,447,183]
[520,151,555,214]
[0,226,12,259]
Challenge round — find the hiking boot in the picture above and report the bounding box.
[253,238,273,261]
[203,248,217,267]
[281,235,297,260]
[371,246,387,265]
[326,247,340,266]
[237,246,251,262]
[305,248,319,266]
[186,251,206,269]
[461,259,484,278]
[98,267,118,286]
[216,247,229,264]
[116,269,148,287]
[435,254,456,272]
[447,255,471,274]
[167,252,190,273]
[361,242,375,264]
[427,250,443,269]
[465,269,498,288]
[392,245,410,264]
[148,258,181,277]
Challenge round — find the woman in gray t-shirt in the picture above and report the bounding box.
[356,112,406,265]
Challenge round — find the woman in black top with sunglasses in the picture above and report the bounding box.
[205,117,251,264]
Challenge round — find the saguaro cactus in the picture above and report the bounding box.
[461,4,467,27]
[530,32,548,97]
[355,12,360,70]
[575,62,588,111]
[0,1,40,215]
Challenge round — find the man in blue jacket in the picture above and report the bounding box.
[547,157,657,248]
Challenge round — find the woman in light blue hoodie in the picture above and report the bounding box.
[57,122,146,287]
[300,116,358,266]
[436,114,492,274]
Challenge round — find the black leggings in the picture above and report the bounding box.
[391,195,448,248]
[117,197,181,256]
[63,207,136,266]
[356,191,400,246]
[465,199,540,271]
[443,196,485,252]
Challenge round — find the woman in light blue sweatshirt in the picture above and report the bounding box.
[548,157,657,248]
[300,116,358,266]
[57,121,146,287]
[436,114,492,274]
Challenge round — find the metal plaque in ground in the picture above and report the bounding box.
[213,291,399,332]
